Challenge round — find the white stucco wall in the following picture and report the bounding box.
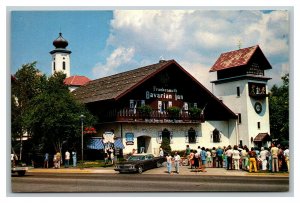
[51,52,70,77]
[96,120,237,156]
[212,79,270,148]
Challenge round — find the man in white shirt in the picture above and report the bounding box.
[284,146,289,172]
[260,147,268,170]
[174,151,181,174]
[65,150,70,168]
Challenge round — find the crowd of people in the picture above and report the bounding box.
[162,144,289,174]
[43,150,77,169]
[181,144,289,173]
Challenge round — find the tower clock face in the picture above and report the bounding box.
[254,102,262,114]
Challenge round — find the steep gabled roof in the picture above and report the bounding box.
[72,60,172,103]
[209,45,272,72]
[64,75,91,86]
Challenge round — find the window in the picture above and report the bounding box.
[257,122,261,129]
[158,101,170,112]
[53,62,56,71]
[188,128,196,143]
[237,87,240,97]
[238,113,242,124]
[129,100,145,114]
[63,61,66,70]
[212,129,221,143]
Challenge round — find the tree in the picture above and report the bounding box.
[11,62,46,159]
[12,63,96,163]
[269,74,289,146]
[23,71,96,154]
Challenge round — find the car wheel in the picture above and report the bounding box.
[138,166,143,174]
[156,162,162,168]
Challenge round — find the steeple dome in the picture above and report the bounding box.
[53,32,69,49]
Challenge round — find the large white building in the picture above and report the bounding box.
[50,33,272,156]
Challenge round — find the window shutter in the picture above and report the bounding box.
[170,131,174,144]
[185,131,189,143]
[196,131,199,143]
[157,131,162,144]
[158,101,162,113]
[183,102,188,111]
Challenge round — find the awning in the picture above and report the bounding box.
[114,138,125,149]
[87,138,105,150]
[254,133,271,142]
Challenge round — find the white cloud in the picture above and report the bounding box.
[95,10,289,87]
[92,46,135,78]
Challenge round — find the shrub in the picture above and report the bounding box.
[166,106,180,119]
[137,105,152,118]
[189,107,202,120]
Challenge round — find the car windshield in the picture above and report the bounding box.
[128,155,145,161]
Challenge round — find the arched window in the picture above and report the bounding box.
[213,128,221,143]
[63,61,66,70]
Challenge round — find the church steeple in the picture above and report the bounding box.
[50,32,71,77]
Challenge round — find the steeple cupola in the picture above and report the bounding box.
[50,32,71,77]
[53,32,69,49]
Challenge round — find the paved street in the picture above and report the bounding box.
[10,166,290,193]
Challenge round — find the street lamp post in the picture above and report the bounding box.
[80,114,85,165]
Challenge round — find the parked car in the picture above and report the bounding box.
[114,154,166,174]
[11,153,28,176]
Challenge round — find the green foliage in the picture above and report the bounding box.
[137,105,152,118]
[12,63,96,157]
[269,74,289,145]
[166,106,180,119]
[189,107,202,120]
[160,137,172,155]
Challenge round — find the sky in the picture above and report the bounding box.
[10,9,290,91]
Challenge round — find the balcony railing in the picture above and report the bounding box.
[103,108,203,123]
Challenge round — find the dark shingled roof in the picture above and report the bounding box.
[210,45,272,72]
[72,60,172,104]
[254,133,271,142]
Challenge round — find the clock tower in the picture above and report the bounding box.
[210,45,272,148]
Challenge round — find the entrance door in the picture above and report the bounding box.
[137,136,151,153]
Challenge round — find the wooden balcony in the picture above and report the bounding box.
[103,108,204,124]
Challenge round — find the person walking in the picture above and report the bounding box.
[174,152,181,174]
[216,146,223,168]
[72,151,77,167]
[159,147,164,157]
[241,146,249,170]
[211,147,217,168]
[185,145,191,166]
[44,152,49,168]
[260,147,268,171]
[189,150,195,169]
[225,145,233,170]
[232,145,240,170]
[200,147,207,172]
[271,143,279,172]
[206,148,212,168]
[248,147,257,173]
[55,152,61,168]
[284,146,289,172]
[64,150,70,168]
[166,153,172,174]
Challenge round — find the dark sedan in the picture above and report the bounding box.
[114,154,166,174]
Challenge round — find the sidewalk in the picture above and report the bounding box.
[28,165,289,177]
